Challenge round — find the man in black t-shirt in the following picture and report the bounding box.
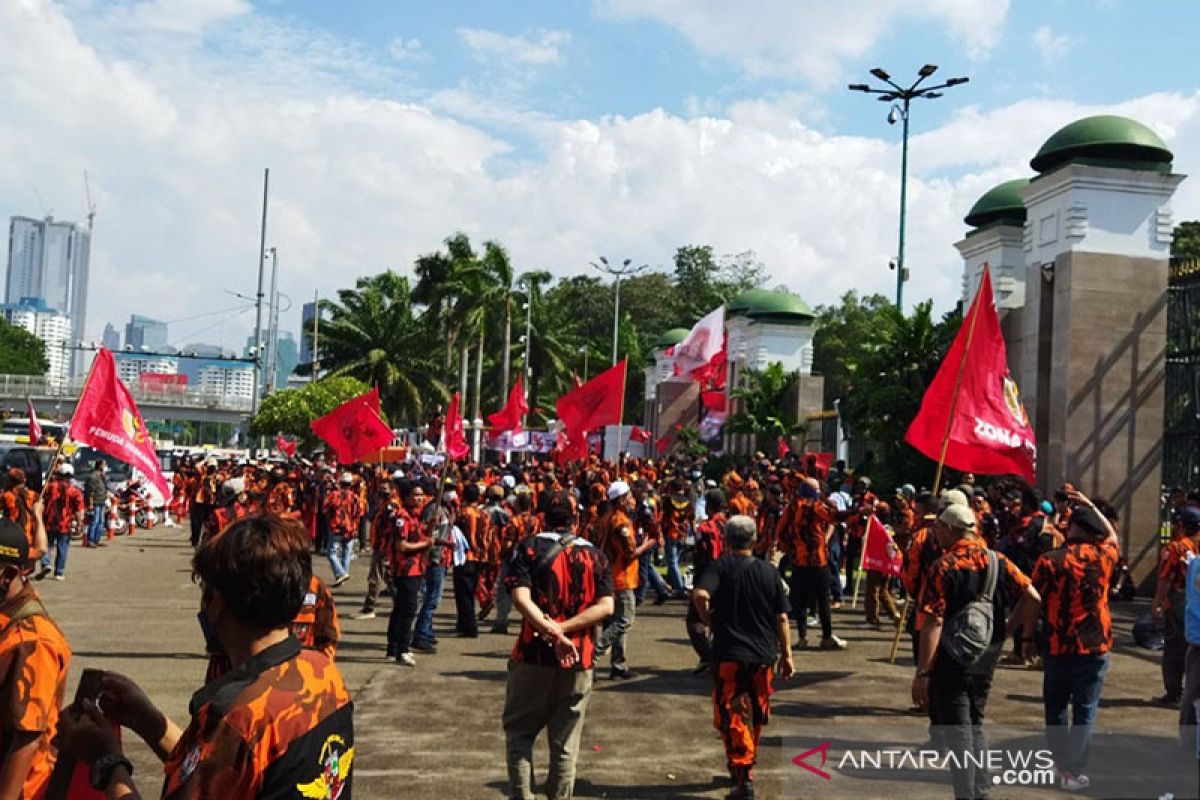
[693,514,794,800]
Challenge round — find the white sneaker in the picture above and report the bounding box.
[355,611,377,620]
[53,575,65,582]
[396,652,416,667]
[1061,772,1090,791]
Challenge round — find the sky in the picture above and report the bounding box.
[3,0,1200,352]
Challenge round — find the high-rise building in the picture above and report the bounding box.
[196,360,255,400]
[274,331,298,387]
[125,314,169,351]
[112,352,179,387]
[299,301,329,365]
[0,297,71,386]
[101,322,121,351]
[5,216,91,374]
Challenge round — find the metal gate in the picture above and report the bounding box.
[1164,258,1200,491]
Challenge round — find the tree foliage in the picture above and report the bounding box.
[0,318,48,375]
[1173,220,1200,259]
[728,363,804,452]
[249,376,371,442]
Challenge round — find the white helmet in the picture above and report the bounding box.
[57,463,74,476]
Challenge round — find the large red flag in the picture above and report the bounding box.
[444,392,470,460]
[904,266,1036,482]
[310,390,394,464]
[862,515,902,576]
[554,426,588,466]
[27,398,41,445]
[68,349,170,499]
[777,435,790,460]
[655,432,674,455]
[487,375,528,434]
[701,389,727,414]
[556,360,627,434]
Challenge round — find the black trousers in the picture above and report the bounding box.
[454,561,481,636]
[387,575,423,655]
[929,661,994,800]
[791,565,832,640]
[189,503,210,547]
[686,600,712,664]
[1165,613,1188,702]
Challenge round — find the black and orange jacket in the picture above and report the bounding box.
[292,575,340,662]
[322,488,363,539]
[596,508,638,591]
[776,498,833,568]
[503,512,541,560]
[902,519,940,629]
[1032,539,1119,656]
[265,482,299,518]
[0,486,37,552]
[387,506,428,579]
[694,513,726,580]
[1158,536,1200,611]
[753,502,782,557]
[0,584,70,800]
[459,504,492,564]
[42,479,84,534]
[505,531,613,671]
[167,637,353,799]
[659,497,693,542]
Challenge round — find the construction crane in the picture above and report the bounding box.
[83,170,96,232]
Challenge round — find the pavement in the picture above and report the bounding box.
[39,525,1186,799]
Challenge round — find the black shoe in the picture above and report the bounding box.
[411,640,438,654]
[610,666,635,680]
[385,647,395,659]
[692,660,710,675]
[654,594,669,606]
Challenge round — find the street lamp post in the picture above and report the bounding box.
[848,65,968,310]
[589,256,647,365]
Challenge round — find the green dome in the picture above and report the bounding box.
[1031,115,1173,174]
[655,327,691,350]
[727,288,814,323]
[964,178,1030,228]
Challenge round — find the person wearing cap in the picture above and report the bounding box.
[693,514,795,799]
[1152,504,1200,707]
[1030,492,1118,792]
[0,469,42,561]
[913,503,1041,800]
[38,463,84,581]
[0,515,71,799]
[322,472,364,588]
[502,489,614,800]
[453,483,492,638]
[595,480,654,679]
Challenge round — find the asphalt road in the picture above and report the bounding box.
[39,525,1186,799]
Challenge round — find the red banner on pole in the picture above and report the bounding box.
[862,515,902,577]
[487,375,528,434]
[444,392,470,460]
[556,360,627,434]
[68,349,170,499]
[310,389,394,464]
[276,434,297,457]
[903,267,1036,482]
[628,425,652,444]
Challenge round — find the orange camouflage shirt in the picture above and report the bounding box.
[0,487,37,551]
[776,498,833,568]
[43,479,84,535]
[165,638,353,800]
[1032,539,1119,656]
[0,585,70,799]
[597,508,639,591]
[1158,536,1200,611]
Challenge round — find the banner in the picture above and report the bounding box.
[672,306,725,380]
[862,515,902,577]
[777,435,790,459]
[487,375,528,434]
[629,425,651,444]
[904,266,1036,482]
[68,348,170,499]
[139,373,187,394]
[310,389,394,464]
[276,434,297,457]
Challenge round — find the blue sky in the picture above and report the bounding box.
[5,0,1200,349]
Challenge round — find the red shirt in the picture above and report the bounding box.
[388,506,429,578]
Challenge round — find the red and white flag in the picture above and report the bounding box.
[68,348,170,499]
[862,515,902,577]
[26,398,41,445]
[904,266,1036,482]
[672,305,726,381]
[628,425,652,444]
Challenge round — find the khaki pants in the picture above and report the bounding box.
[361,547,393,613]
[864,571,899,623]
[503,662,593,800]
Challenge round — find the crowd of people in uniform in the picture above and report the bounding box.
[0,438,1195,799]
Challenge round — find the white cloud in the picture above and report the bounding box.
[3,0,1198,358]
[95,0,250,34]
[458,27,571,67]
[388,37,426,63]
[594,0,1010,82]
[1032,25,1072,63]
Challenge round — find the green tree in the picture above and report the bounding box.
[0,318,48,375]
[249,376,371,442]
[312,272,448,425]
[728,363,804,452]
[1173,221,1200,259]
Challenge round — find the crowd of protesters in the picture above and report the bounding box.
[0,436,1195,799]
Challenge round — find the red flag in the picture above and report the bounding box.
[777,435,790,459]
[628,425,652,444]
[701,390,727,414]
[68,349,170,499]
[276,434,297,457]
[862,515,902,576]
[27,399,41,445]
[673,306,725,380]
[655,433,673,455]
[487,375,528,434]
[310,390,394,464]
[444,392,470,460]
[904,266,1036,482]
[556,360,627,434]
[555,426,588,466]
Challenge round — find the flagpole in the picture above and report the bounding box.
[40,350,103,501]
[888,597,910,664]
[931,265,987,493]
[850,522,868,610]
[616,359,627,463]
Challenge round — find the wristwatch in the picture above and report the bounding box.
[90,752,133,791]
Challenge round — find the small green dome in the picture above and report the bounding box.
[655,327,691,349]
[964,179,1030,228]
[1031,115,1173,174]
[727,288,814,323]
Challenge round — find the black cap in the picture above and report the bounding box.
[1173,505,1200,532]
[1070,506,1108,537]
[0,520,29,564]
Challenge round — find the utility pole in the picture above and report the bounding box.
[250,168,269,417]
[589,256,647,365]
[264,247,278,398]
[521,276,536,430]
[311,289,321,382]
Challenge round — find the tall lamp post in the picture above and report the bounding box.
[589,256,647,365]
[849,65,968,310]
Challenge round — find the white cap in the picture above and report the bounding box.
[57,463,74,476]
[501,474,516,489]
[339,472,354,484]
[391,469,405,481]
[607,480,631,500]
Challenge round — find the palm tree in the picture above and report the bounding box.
[315,271,449,425]
[520,270,579,423]
[728,362,804,452]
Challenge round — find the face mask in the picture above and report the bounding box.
[197,609,225,656]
